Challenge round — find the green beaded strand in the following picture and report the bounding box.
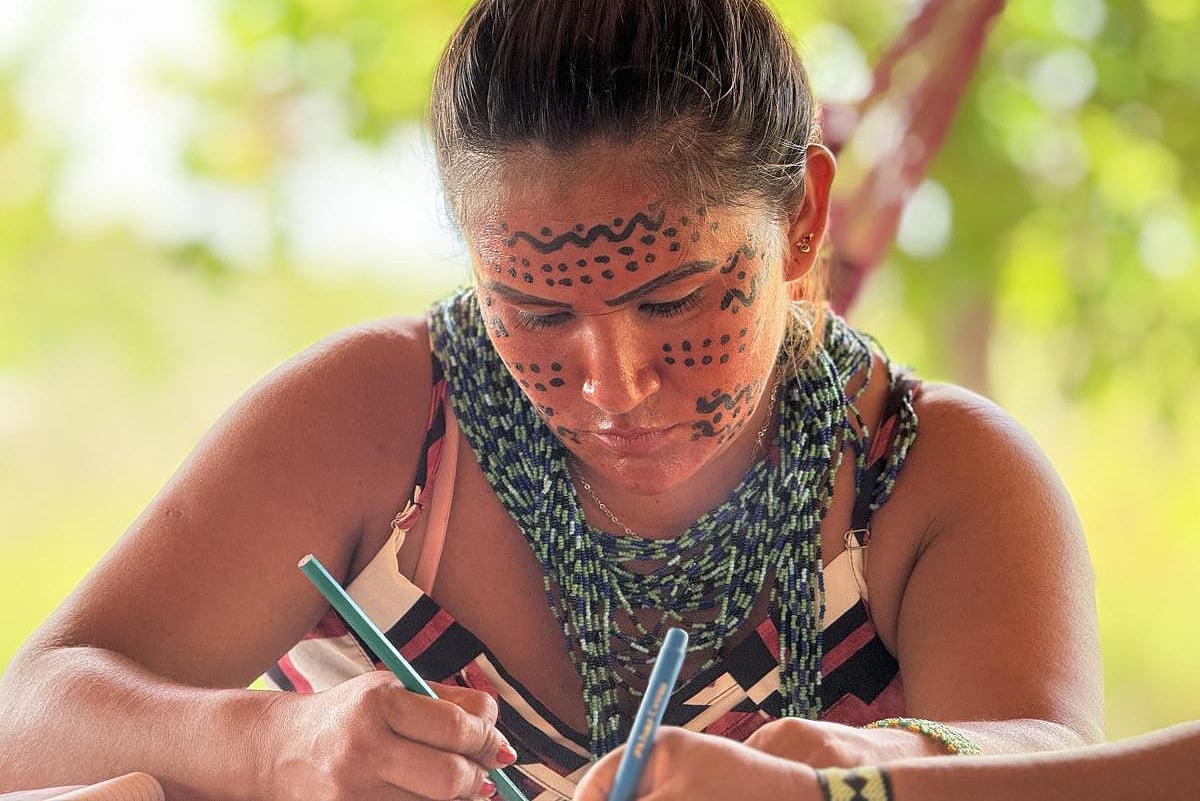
[429,288,917,755]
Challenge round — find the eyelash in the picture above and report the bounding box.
[514,289,704,331]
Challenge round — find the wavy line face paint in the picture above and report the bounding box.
[468,164,792,497]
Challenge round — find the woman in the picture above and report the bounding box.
[0,1,1101,800]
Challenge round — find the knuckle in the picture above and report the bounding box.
[446,704,486,753]
[427,753,478,799]
[476,690,500,726]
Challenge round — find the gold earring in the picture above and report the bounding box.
[798,233,814,253]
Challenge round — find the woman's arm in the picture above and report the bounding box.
[575,722,1200,801]
[0,319,510,800]
[746,381,1103,765]
[882,383,1104,751]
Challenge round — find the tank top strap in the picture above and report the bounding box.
[849,372,922,534]
[390,350,460,595]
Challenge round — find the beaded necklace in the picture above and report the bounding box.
[429,288,897,756]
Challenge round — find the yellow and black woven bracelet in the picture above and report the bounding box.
[865,717,982,755]
[815,766,894,801]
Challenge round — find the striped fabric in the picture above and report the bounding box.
[264,358,914,800]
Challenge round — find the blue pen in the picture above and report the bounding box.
[608,627,689,801]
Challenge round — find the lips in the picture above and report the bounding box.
[589,424,680,455]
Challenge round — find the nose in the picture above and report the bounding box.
[578,315,661,416]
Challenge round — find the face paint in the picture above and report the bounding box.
[469,178,790,496]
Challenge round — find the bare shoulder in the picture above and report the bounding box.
[877,382,1102,739]
[20,315,436,687]
[244,315,432,432]
[904,381,1075,528]
[201,314,437,514]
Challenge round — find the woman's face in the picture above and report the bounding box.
[467,160,794,495]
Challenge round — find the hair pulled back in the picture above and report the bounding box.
[431,0,819,223]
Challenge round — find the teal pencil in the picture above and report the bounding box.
[298,554,529,801]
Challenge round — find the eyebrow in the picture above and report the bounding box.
[483,258,718,310]
[484,282,573,308]
[603,260,718,307]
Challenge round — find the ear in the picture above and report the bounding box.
[782,143,836,283]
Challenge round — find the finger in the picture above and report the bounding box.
[431,682,500,729]
[430,683,513,766]
[374,735,496,800]
[574,746,623,801]
[379,689,508,768]
[744,717,817,761]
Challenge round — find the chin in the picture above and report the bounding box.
[585,448,706,496]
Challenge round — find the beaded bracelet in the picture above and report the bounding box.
[865,717,982,755]
[815,766,894,801]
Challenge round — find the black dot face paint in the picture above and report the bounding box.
[481,202,777,470]
[482,294,511,338]
[636,237,765,371]
[492,206,726,299]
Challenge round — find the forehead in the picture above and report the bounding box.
[468,153,772,300]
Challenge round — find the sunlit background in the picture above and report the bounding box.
[1,0,1197,740]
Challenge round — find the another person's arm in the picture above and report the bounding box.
[0,320,509,800]
[575,721,1200,800]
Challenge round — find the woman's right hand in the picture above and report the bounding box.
[254,672,516,801]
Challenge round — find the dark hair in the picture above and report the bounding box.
[431,0,819,223]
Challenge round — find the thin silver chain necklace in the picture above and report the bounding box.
[575,379,781,538]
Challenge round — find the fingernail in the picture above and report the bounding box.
[497,739,518,766]
[480,777,497,798]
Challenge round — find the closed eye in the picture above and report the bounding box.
[512,287,704,331]
[641,288,703,318]
[515,309,572,331]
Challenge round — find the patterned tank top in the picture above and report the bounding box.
[263,306,920,801]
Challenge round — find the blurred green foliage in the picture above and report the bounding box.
[1,0,1197,740]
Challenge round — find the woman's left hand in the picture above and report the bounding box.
[575,727,820,801]
[744,716,939,766]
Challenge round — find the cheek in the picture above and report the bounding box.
[486,329,577,420]
[656,252,781,445]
